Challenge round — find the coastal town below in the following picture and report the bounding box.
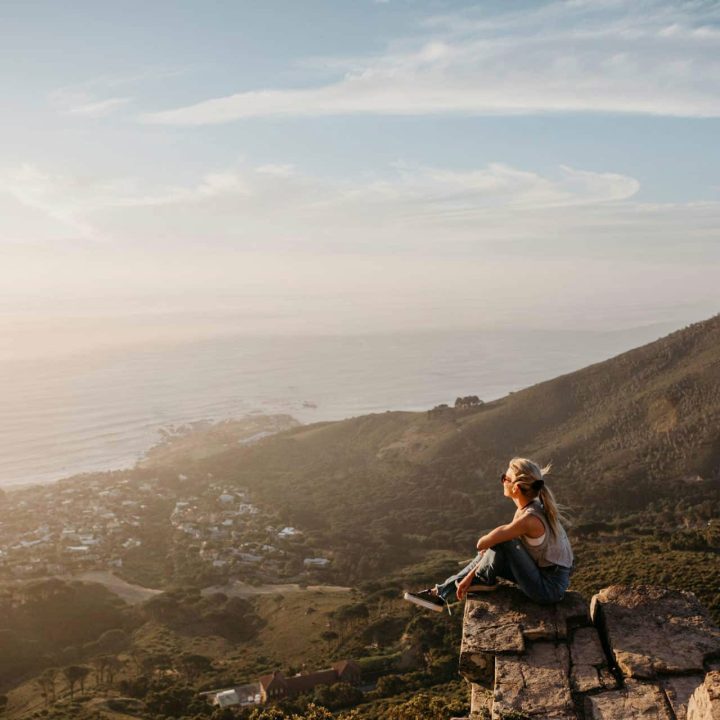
[0,469,335,592]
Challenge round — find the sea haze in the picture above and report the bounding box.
[0,323,679,488]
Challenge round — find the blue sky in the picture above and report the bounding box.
[1,0,719,344]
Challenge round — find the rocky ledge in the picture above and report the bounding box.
[455,584,720,720]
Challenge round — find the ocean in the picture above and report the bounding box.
[0,323,678,488]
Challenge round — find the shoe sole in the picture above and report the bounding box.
[403,592,445,613]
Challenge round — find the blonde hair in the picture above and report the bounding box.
[507,457,571,537]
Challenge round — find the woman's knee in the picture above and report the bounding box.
[490,540,513,550]
[487,541,514,561]
[538,580,569,604]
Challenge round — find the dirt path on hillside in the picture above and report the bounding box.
[61,570,350,603]
[66,570,352,605]
[202,580,352,597]
[68,570,163,604]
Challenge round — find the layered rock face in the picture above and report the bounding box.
[455,584,720,720]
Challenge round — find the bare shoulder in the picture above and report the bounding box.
[508,511,544,537]
[524,513,545,538]
[512,505,545,538]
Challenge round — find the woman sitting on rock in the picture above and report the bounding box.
[404,457,574,613]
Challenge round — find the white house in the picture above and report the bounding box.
[238,503,259,515]
[214,689,239,708]
[278,527,302,539]
[210,684,260,708]
[304,557,330,568]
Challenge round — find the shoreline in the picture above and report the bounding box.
[0,319,691,492]
[0,413,304,492]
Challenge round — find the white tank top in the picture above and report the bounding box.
[525,531,546,546]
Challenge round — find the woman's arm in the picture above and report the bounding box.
[456,514,543,600]
[476,513,543,551]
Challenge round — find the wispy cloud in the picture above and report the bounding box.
[141,0,720,124]
[4,154,713,300]
[49,66,192,119]
[0,160,641,245]
[0,159,717,331]
[0,165,103,237]
[50,88,131,118]
[5,156,718,269]
[67,97,132,118]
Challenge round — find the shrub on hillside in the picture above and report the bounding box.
[383,692,467,720]
[312,682,363,710]
[141,589,263,640]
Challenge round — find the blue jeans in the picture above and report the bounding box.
[436,540,571,605]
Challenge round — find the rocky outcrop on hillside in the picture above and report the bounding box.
[455,584,720,720]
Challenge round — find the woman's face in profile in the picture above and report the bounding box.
[502,468,515,498]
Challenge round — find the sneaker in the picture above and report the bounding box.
[403,588,448,614]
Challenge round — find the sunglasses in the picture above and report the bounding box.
[500,473,513,484]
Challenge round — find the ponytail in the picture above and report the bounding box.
[537,481,572,537]
[509,458,571,537]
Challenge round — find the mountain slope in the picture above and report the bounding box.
[172,314,720,576]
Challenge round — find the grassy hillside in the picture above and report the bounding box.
[2,316,719,719]
[1,577,467,720]
[157,315,720,581]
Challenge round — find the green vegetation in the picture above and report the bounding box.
[140,589,262,641]
[166,315,720,616]
[1,314,719,717]
[573,533,720,623]
[0,576,468,719]
[141,416,300,469]
[0,578,132,688]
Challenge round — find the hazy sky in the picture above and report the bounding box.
[1,0,719,340]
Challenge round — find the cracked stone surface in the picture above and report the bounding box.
[570,626,616,693]
[688,671,720,720]
[492,642,576,720]
[460,587,587,685]
[590,585,720,679]
[458,585,719,719]
[585,679,673,720]
[664,675,705,720]
[461,586,587,657]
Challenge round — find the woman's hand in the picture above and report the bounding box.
[456,575,474,602]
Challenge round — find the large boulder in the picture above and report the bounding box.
[456,584,719,719]
[459,586,588,684]
[590,585,720,679]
